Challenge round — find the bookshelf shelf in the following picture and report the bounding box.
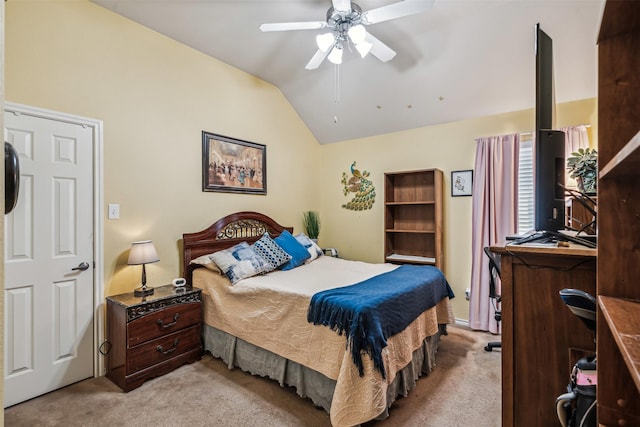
[384,169,443,269]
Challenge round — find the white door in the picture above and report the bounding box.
[4,111,94,407]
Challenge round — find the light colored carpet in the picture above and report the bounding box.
[4,326,501,427]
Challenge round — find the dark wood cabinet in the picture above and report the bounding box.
[566,196,596,235]
[106,285,203,392]
[493,244,597,427]
[596,2,640,425]
[384,169,443,269]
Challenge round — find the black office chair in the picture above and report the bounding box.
[483,247,502,352]
[559,288,597,333]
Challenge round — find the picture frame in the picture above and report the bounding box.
[202,131,267,195]
[451,170,473,197]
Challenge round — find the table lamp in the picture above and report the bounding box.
[128,240,160,297]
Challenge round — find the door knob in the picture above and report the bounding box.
[72,262,90,271]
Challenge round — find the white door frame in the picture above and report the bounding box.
[4,101,105,377]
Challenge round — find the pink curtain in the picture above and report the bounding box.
[469,133,520,333]
[561,125,590,189]
[561,125,590,158]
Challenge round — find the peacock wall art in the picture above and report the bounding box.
[341,161,376,211]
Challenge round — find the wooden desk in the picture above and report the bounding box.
[491,243,596,427]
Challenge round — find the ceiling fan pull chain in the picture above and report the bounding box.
[333,63,341,123]
[334,63,341,104]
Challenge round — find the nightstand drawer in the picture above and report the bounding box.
[127,302,201,346]
[127,324,201,374]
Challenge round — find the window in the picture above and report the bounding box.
[517,136,534,234]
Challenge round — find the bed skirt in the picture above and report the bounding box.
[203,323,446,424]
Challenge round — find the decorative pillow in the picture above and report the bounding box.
[295,233,323,262]
[209,242,272,284]
[274,230,311,271]
[190,253,222,274]
[252,233,292,271]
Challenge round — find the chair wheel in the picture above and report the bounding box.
[484,345,493,352]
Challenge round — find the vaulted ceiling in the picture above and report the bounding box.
[91,0,605,144]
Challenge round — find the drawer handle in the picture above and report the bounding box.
[157,313,180,329]
[157,338,179,356]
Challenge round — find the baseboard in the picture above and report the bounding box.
[454,318,469,327]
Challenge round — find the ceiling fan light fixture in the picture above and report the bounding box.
[316,32,336,52]
[347,24,367,44]
[355,40,373,58]
[327,44,343,65]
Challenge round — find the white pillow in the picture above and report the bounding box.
[210,242,272,284]
[190,253,222,274]
[295,233,323,263]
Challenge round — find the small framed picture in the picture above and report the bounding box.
[451,170,473,197]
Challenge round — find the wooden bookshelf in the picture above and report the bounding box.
[384,169,443,270]
[596,2,640,425]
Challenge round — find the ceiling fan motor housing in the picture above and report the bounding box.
[326,3,363,34]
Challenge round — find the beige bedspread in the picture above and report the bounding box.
[193,256,454,426]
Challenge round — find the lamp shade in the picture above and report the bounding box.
[327,44,343,65]
[347,24,367,44]
[355,40,373,58]
[127,240,159,265]
[316,32,335,53]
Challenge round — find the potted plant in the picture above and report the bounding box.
[302,211,321,242]
[567,147,598,194]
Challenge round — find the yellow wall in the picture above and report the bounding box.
[318,98,597,319]
[5,0,597,324]
[5,1,321,296]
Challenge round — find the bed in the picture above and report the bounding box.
[182,211,455,426]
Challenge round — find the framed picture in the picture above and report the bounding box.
[202,131,267,195]
[451,170,473,197]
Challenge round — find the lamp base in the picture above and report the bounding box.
[134,286,154,297]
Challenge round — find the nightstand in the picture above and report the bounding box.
[323,248,340,258]
[105,285,203,392]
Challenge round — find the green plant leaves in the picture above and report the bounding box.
[567,147,598,193]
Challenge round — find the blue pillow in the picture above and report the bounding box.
[252,233,292,271]
[274,230,311,271]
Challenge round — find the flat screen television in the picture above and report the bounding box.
[534,24,565,233]
[520,25,594,248]
[535,129,565,232]
[535,23,555,132]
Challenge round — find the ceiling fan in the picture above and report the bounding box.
[260,0,434,70]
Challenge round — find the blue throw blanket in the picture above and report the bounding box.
[307,264,454,378]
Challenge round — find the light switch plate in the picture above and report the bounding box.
[108,204,120,219]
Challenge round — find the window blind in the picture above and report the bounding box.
[517,138,534,234]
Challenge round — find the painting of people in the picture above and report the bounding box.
[202,132,266,194]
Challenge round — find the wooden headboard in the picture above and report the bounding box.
[182,211,293,284]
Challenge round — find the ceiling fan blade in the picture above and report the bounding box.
[305,49,331,70]
[362,0,434,25]
[332,0,352,13]
[366,33,397,62]
[260,21,327,32]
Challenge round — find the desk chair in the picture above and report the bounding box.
[483,247,502,352]
[559,288,597,332]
